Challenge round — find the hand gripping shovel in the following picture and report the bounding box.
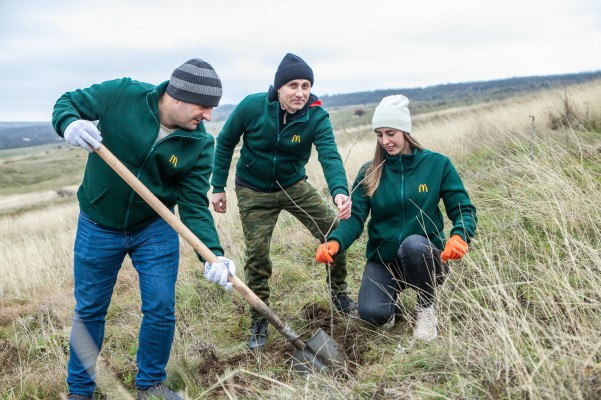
[95,145,347,374]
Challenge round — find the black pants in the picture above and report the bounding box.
[357,235,448,326]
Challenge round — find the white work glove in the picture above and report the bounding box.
[63,120,102,153]
[204,256,236,291]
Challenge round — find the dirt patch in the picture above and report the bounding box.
[0,339,19,374]
[196,343,224,378]
[189,342,284,398]
[184,301,373,394]
[302,302,371,365]
[240,302,371,377]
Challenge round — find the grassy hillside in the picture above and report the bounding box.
[0,81,600,399]
[3,71,600,150]
[320,70,601,108]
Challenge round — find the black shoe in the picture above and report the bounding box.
[332,292,357,314]
[248,318,269,350]
[67,395,94,400]
[137,383,182,400]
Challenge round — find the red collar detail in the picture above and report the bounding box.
[309,99,322,107]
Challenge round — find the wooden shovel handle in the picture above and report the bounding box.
[95,145,306,350]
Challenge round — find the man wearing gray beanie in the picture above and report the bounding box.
[211,52,355,350]
[53,58,234,400]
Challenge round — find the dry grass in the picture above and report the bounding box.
[1,79,600,399]
[0,203,78,300]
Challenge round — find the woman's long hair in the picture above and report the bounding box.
[363,131,424,197]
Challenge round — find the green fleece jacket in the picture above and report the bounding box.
[211,91,348,197]
[329,149,477,262]
[52,78,223,260]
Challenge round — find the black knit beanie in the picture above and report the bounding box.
[273,53,314,89]
[166,59,222,107]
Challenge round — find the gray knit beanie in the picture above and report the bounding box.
[274,53,314,89]
[372,95,412,133]
[166,59,222,107]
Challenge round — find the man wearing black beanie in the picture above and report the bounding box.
[273,53,314,90]
[211,53,355,350]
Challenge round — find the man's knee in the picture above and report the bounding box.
[141,293,176,321]
[74,295,112,322]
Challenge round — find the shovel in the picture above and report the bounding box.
[94,144,347,374]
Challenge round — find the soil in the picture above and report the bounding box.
[194,301,372,393]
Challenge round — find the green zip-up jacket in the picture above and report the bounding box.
[211,91,348,197]
[329,149,477,263]
[52,78,224,260]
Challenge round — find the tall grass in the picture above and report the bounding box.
[438,128,601,399]
[0,203,78,300]
[0,79,600,399]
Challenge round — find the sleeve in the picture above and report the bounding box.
[210,101,246,192]
[440,159,478,243]
[177,136,225,262]
[312,112,349,198]
[328,164,371,252]
[52,78,126,136]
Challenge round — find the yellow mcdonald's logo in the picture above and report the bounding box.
[291,135,301,143]
[418,184,428,193]
[169,155,178,167]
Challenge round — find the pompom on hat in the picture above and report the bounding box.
[274,53,314,89]
[372,95,412,133]
[166,59,222,107]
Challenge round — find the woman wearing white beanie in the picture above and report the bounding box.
[316,94,477,341]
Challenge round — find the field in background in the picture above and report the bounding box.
[1,80,600,399]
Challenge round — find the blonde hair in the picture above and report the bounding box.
[363,132,424,197]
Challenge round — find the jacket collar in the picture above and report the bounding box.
[147,81,168,117]
[147,81,206,136]
[385,148,419,172]
[267,85,319,124]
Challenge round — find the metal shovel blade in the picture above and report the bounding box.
[288,328,347,374]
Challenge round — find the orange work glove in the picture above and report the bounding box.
[315,241,340,264]
[441,235,468,263]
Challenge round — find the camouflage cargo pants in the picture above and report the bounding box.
[236,180,348,320]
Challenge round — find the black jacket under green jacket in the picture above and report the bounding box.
[211,90,348,197]
[52,78,223,260]
[329,149,477,262]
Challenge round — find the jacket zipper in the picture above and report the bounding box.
[271,109,302,191]
[399,161,406,243]
[271,112,281,191]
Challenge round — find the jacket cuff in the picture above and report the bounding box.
[331,190,349,204]
[59,117,79,137]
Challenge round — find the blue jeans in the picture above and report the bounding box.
[357,235,446,326]
[67,211,179,396]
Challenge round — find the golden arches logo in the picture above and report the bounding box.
[291,135,301,143]
[169,155,178,167]
[418,184,428,193]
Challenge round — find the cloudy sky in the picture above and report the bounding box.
[1,0,600,122]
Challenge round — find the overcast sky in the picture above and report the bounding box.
[1,0,600,122]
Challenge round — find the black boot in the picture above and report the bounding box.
[248,319,269,350]
[332,291,357,315]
